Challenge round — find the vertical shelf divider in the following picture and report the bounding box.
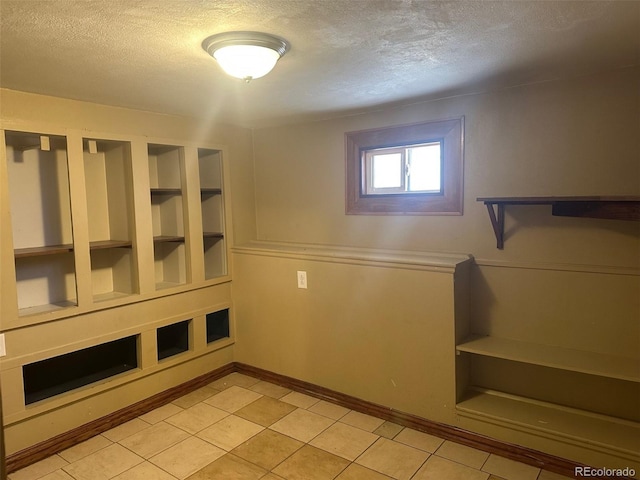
[0,130,19,325]
[130,139,156,294]
[66,131,93,307]
[182,146,205,283]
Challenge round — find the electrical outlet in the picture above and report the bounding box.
[297,271,307,289]
[0,333,6,357]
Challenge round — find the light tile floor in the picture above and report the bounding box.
[9,373,574,480]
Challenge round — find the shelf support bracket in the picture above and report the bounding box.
[485,202,505,249]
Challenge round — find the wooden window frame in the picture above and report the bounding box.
[345,117,464,215]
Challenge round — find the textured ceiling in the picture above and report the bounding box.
[0,0,638,128]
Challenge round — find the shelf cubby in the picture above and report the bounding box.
[148,144,187,289]
[457,388,640,458]
[23,335,138,405]
[462,352,639,420]
[14,253,77,316]
[84,138,137,301]
[457,335,640,383]
[206,308,230,343]
[198,148,226,279]
[5,130,78,315]
[157,320,190,360]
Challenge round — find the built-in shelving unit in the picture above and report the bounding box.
[84,138,138,301]
[198,148,226,279]
[5,131,78,315]
[477,196,640,249]
[1,122,234,465]
[456,317,640,460]
[148,144,188,289]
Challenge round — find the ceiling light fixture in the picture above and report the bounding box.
[202,31,290,82]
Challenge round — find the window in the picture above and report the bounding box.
[364,142,442,195]
[346,117,464,215]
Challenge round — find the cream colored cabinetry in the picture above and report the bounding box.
[2,130,230,317]
[0,125,233,455]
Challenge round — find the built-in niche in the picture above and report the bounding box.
[148,143,188,290]
[206,308,230,343]
[157,320,191,360]
[198,148,226,279]
[23,335,138,405]
[6,130,78,316]
[83,138,138,301]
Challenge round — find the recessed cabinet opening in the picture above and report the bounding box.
[206,308,230,343]
[157,320,191,360]
[23,336,138,405]
[198,148,226,279]
[84,139,138,301]
[5,131,78,315]
[148,144,188,289]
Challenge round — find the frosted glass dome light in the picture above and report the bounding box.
[202,32,290,82]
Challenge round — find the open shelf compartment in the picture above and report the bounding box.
[198,148,226,279]
[148,143,188,289]
[157,320,191,360]
[84,138,138,301]
[457,388,640,458]
[23,335,138,405]
[5,130,78,314]
[457,335,640,383]
[206,308,230,343]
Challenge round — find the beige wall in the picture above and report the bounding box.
[233,246,469,423]
[251,67,639,267]
[234,67,640,470]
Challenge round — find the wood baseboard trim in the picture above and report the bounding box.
[6,362,622,479]
[5,362,235,473]
[234,363,596,479]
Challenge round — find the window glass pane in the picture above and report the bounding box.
[372,153,403,189]
[408,144,441,192]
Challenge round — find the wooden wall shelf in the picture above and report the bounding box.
[150,188,182,195]
[203,232,224,239]
[477,196,640,249]
[89,240,133,250]
[14,244,74,258]
[153,235,185,244]
[14,241,132,258]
